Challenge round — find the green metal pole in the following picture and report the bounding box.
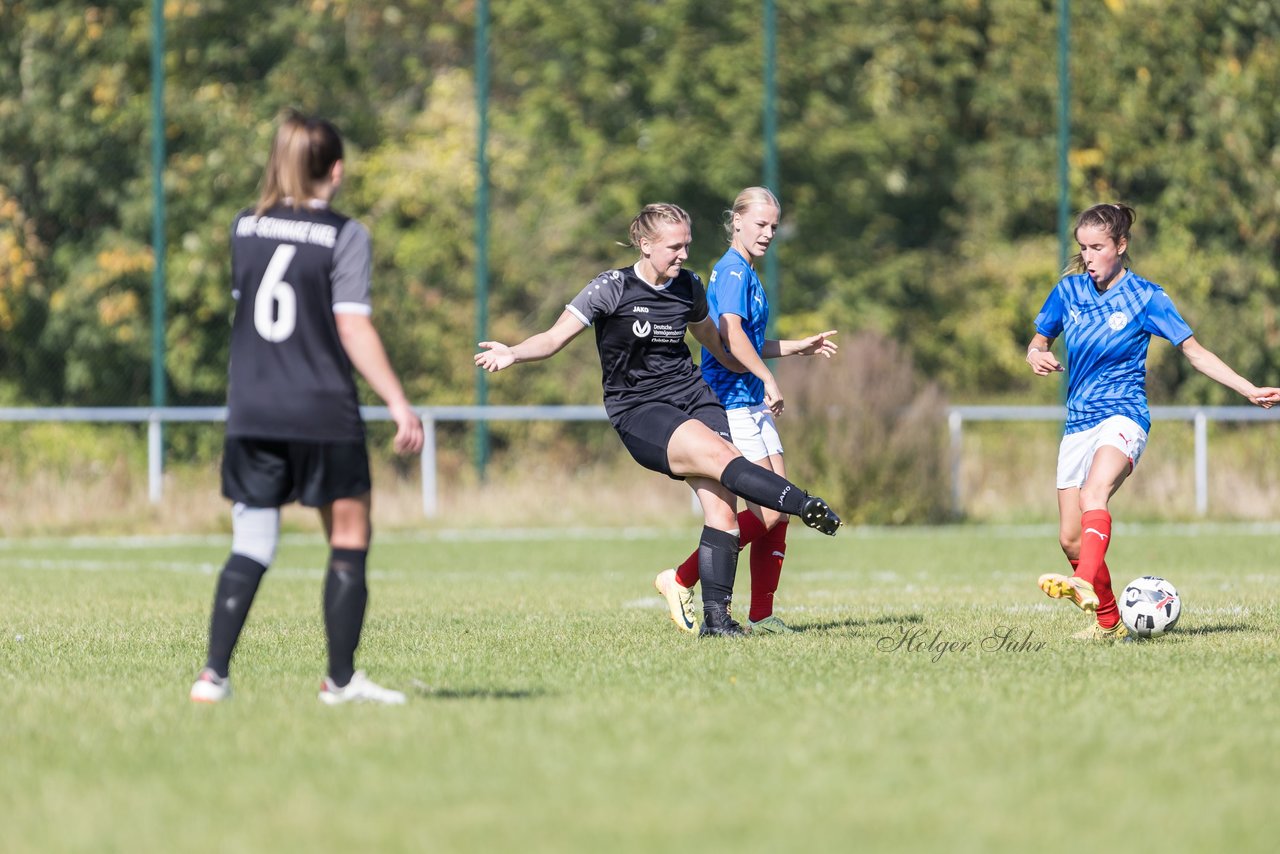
[762,0,779,337]
[150,2,166,408]
[474,0,491,479]
[1057,0,1071,391]
[1057,0,1071,273]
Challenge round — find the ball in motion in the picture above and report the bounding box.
[1119,576,1181,638]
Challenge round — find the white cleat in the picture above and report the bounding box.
[189,668,231,704]
[318,671,406,706]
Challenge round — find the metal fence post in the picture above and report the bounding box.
[420,410,437,518]
[1194,409,1208,517]
[148,411,163,504]
[948,409,964,518]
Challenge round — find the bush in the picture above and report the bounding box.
[778,331,951,524]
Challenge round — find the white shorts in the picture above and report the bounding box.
[726,404,784,462]
[1056,415,1147,489]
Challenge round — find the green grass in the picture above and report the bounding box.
[2,524,1278,853]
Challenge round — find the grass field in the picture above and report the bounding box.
[2,523,1278,853]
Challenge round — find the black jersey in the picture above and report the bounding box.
[566,266,712,418]
[226,204,371,442]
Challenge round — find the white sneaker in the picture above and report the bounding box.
[318,670,406,706]
[189,668,231,704]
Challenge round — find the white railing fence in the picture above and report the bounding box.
[3,405,1278,518]
[948,405,1280,518]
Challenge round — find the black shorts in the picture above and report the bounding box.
[611,383,731,478]
[221,437,372,508]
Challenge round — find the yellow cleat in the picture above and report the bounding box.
[1072,620,1130,642]
[1038,573,1100,612]
[654,568,698,634]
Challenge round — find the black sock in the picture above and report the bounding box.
[323,548,368,688]
[205,553,268,679]
[719,457,810,515]
[697,526,740,611]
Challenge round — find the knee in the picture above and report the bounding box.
[231,504,280,566]
[1059,535,1080,559]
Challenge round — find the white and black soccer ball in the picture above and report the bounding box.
[1120,576,1181,638]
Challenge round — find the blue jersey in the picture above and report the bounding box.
[1035,270,1193,434]
[700,248,769,409]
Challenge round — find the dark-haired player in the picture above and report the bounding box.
[1028,202,1278,640]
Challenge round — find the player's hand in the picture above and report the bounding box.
[764,379,785,417]
[1027,349,1063,376]
[797,330,838,358]
[389,402,424,455]
[474,342,515,372]
[1250,387,1280,409]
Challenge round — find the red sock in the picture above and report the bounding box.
[748,522,788,623]
[1076,509,1119,628]
[674,510,768,588]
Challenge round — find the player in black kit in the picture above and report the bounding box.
[190,111,424,704]
[474,203,842,637]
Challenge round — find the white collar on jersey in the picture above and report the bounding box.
[281,197,330,210]
[632,263,672,291]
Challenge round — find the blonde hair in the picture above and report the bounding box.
[255,110,344,216]
[723,186,781,242]
[1064,203,1136,276]
[625,203,691,248]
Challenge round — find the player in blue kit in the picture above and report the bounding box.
[654,187,838,635]
[1026,203,1279,640]
[475,203,843,637]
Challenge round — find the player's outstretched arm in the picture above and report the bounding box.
[335,313,424,454]
[1025,332,1064,376]
[1179,336,1278,408]
[761,330,839,359]
[474,310,586,373]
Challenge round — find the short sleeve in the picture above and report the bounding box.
[708,262,749,321]
[1034,284,1066,338]
[331,220,373,316]
[565,270,624,327]
[1143,289,1193,346]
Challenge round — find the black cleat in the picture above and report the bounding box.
[800,495,842,536]
[699,602,746,638]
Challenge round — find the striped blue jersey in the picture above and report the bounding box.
[1035,270,1193,434]
[700,248,769,410]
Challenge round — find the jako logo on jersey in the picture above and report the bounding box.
[632,320,652,338]
[632,305,649,313]
[1084,527,1110,542]
[1107,311,1128,331]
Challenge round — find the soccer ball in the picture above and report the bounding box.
[1119,576,1181,638]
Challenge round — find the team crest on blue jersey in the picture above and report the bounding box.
[1107,312,1129,331]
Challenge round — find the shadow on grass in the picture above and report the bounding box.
[410,680,547,700]
[1173,623,1254,637]
[793,613,924,634]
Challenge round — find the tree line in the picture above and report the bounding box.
[2,0,1278,418]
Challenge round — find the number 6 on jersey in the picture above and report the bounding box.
[254,244,298,342]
